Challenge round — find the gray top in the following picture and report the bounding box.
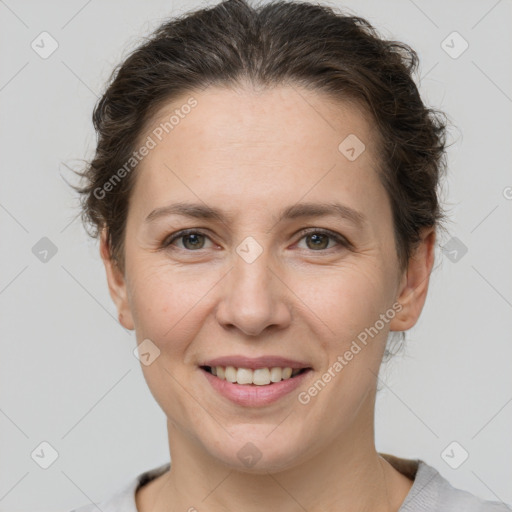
[70,453,512,512]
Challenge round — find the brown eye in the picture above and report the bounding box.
[296,229,348,251]
[164,230,213,251]
[305,233,330,250]
[181,233,206,250]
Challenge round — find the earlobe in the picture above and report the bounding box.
[99,228,135,331]
[389,227,436,332]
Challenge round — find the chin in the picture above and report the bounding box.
[200,424,312,474]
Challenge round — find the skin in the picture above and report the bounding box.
[100,83,436,512]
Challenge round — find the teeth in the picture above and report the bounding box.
[270,367,282,382]
[225,366,237,383]
[253,368,271,385]
[236,368,253,385]
[208,365,303,385]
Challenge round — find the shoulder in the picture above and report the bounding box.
[398,457,512,512]
[67,462,171,512]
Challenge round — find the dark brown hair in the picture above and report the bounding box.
[70,0,449,328]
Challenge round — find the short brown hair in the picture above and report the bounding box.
[70,0,449,298]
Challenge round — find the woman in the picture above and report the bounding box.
[69,0,511,510]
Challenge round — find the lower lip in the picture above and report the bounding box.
[201,368,311,407]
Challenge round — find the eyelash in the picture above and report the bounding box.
[162,228,350,253]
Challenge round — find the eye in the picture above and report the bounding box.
[295,229,349,251]
[163,229,214,251]
[162,228,350,253]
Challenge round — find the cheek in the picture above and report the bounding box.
[294,261,391,344]
[128,264,215,421]
[292,268,392,421]
[128,262,221,351]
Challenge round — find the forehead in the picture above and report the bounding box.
[142,84,377,157]
[130,84,387,225]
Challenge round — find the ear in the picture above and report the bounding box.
[99,227,135,330]
[389,226,436,332]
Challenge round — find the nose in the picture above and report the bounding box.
[215,247,292,337]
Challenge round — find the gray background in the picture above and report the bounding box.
[0,0,511,510]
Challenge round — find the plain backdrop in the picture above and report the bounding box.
[0,0,511,510]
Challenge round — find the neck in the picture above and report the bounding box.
[141,406,412,512]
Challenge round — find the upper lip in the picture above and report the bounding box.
[201,355,311,370]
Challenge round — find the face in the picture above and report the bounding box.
[102,84,434,473]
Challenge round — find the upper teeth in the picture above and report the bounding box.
[210,366,301,385]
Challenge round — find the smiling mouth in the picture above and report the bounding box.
[201,365,310,386]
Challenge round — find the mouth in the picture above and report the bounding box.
[199,359,313,407]
[200,365,310,385]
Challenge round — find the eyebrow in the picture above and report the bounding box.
[144,201,367,229]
